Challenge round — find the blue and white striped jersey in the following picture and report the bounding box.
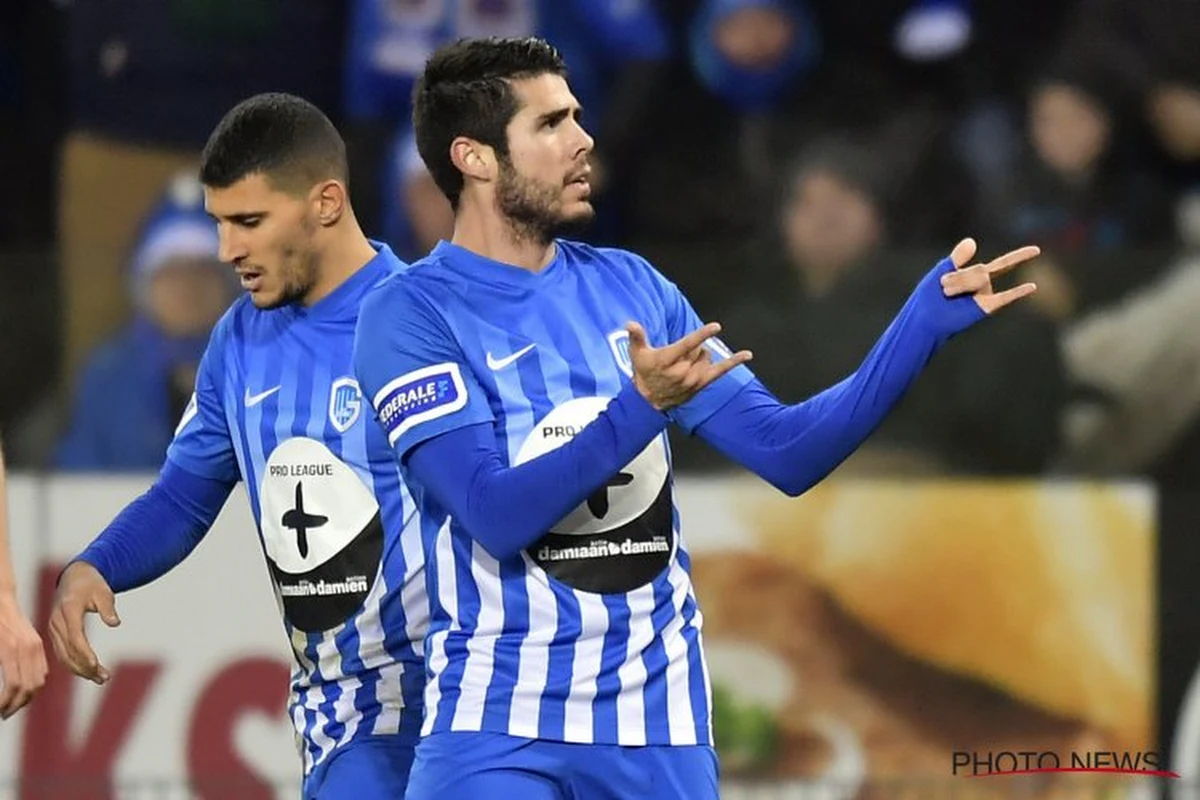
[353,239,752,746]
[167,244,427,774]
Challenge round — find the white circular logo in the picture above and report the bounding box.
[516,397,675,594]
[259,438,385,632]
[515,396,668,535]
[260,438,379,574]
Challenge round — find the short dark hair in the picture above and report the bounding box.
[199,92,348,194]
[413,37,568,209]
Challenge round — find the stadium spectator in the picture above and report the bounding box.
[677,138,1068,475]
[57,0,345,382]
[54,174,236,471]
[980,55,1177,323]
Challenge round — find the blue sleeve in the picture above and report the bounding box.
[571,0,671,60]
[406,383,668,561]
[629,251,756,433]
[73,460,236,592]
[696,256,987,496]
[353,277,495,461]
[165,318,240,483]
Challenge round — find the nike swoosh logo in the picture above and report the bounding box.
[486,343,537,371]
[244,386,282,407]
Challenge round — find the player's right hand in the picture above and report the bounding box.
[625,321,752,411]
[48,562,121,685]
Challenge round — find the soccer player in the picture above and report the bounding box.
[0,435,48,719]
[48,94,427,799]
[352,38,1041,799]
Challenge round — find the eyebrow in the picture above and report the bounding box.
[207,211,267,224]
[536,105,583,127]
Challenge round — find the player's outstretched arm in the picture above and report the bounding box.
[49,460,234,684]
[695,238,1040,497]
[0,438,48,717]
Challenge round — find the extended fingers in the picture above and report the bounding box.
[975,282,1038,314]
[667,323,723,360]
[625,321,650,351]
[949,237,977,268]
[984,245,1041,276]
[55,602,104,683]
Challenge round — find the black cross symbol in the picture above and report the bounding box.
[281,482,328,558]
[587,472,633,519]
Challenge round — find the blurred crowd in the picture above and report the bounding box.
[0,0,1197,488]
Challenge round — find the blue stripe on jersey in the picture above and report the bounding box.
[524,309,597,400]
[640,568,676,741]
[487,330,536,466]
[593,596,630,742]
[228,314,262,522]
[431,528,481,730]
[481,556,529,731]
[538,579,582,740]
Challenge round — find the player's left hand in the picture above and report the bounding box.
[939,237,1040,315]
[0,591,47,719]
[48,561,120,686]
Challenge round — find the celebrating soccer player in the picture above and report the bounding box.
[353,37,1040,799]
[49,94,427,799]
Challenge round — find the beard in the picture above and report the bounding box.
[258,224,321,309]
[496,157,594,246]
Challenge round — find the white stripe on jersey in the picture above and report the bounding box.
[333,675,364,743]
[616,584,656,745]
[353,566,391,668]
[680,537,715,746]
[422,522,458,737]
[397,473,430,661]
[372,662,405,736]
[561,590,609,742]
[306,687,339,768]
[661,557,701,745]
[292,697,312,774]
[450,543,504,731]
[508,566,557,739]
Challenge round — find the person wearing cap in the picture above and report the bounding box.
[54,174,237,471]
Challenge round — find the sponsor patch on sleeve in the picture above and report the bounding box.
[371,363,468,444]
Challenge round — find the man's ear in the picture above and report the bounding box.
[450,137,497,184]
[313,179,347,227]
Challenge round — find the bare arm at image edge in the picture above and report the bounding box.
[0,437,49,718]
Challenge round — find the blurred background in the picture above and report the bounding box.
[1,0,1199,797]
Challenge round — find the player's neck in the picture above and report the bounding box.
[450,205,556,273]
[302,223,378,307]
